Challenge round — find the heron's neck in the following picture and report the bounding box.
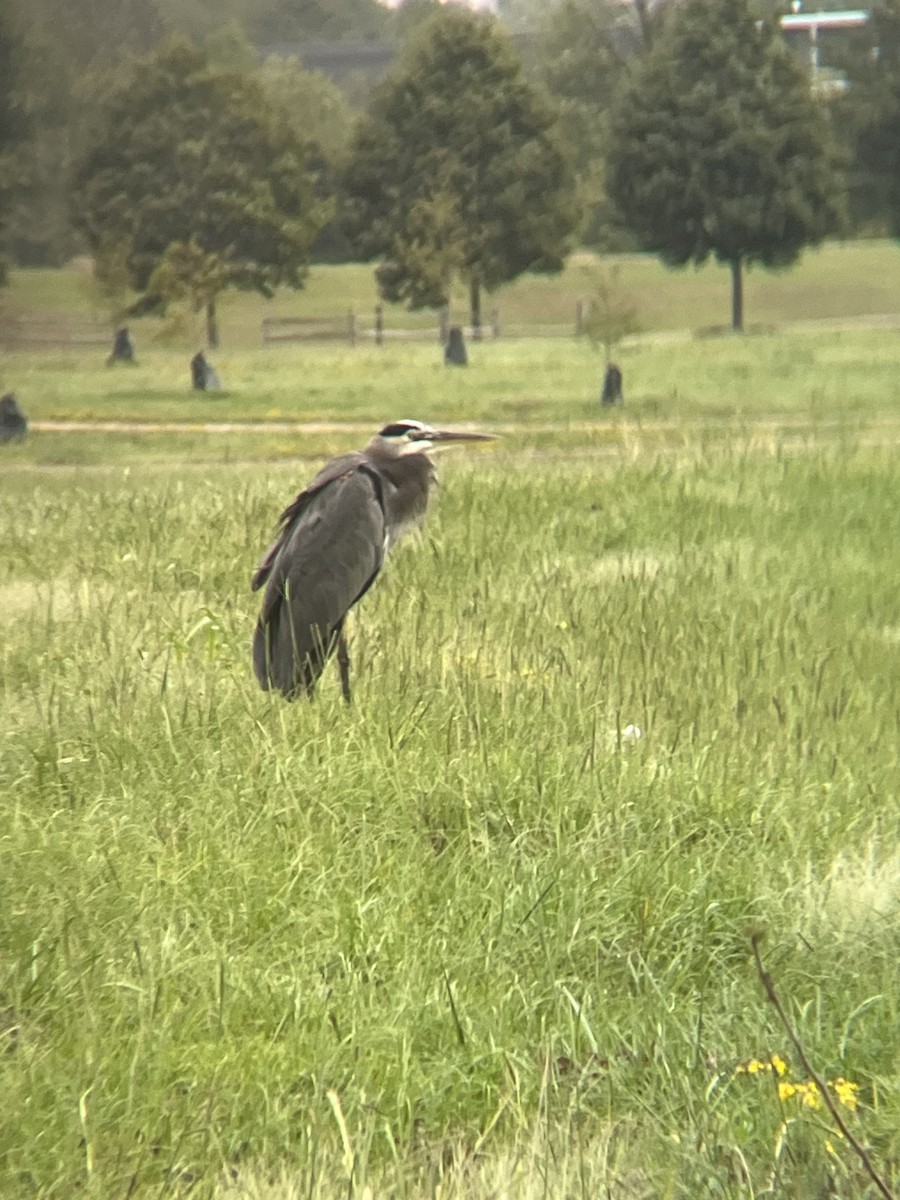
[379,453,435,542]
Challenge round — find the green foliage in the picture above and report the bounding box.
[256,56,355,261]
[0,8,25,154]
[387,0,444,43]
[831,0,900,235]
[341,7,578,310]
[203,19,259,72]
[245,0,389,42]
[144,239,231,343]
[88,235,135,323]
[606,0,847,327]
[257,57,354,167]
[71,40,329,336]
[2,6,103,268]
[580,263,641,359]
[14,0,163,69]
[536,2,623,247]
[0,3,28,281]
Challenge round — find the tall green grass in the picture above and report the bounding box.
[1,420,898,1196]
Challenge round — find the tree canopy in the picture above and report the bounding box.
[605,0,846,330]
[0,4,28,279]
[830,0,900,234]
[534,0,648,248]
[246,0,389,43]
[340,6,577,331]
[71,39,327,344]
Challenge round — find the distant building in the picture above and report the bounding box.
[779,8,869,95]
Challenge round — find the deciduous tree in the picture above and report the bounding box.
[71,40,327,346]
[605,0,845,330]
[535,0,643,247]
[341,7,577,335]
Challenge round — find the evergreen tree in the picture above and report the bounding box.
[830,0,900,234]
[341,7,577,334]
[605,0,845,330]
[247,0,389,43]
[71,40,327,345]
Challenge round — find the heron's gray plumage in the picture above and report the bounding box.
[252,419,493,702]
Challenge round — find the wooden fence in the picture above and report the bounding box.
[262,303,590,346]
[0,316,113,350]
[0,306,592,350]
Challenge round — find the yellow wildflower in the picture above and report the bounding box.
[736,1055,861,1118]
[779,1080,821,1109]
[770,1054,788,1077]
[736,1055,788,1076]
[831,1078,860,1111]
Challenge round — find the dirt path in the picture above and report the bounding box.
[30,414,900,436]
[31,419,376,434]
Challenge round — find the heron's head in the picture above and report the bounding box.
[371,419,495,457]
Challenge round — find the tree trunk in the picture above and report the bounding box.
[206,299,219,349]
[730,259,744,333]
[469,278,482,341]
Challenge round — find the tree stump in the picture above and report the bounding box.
[191,351,208,391]
[107,326,136,365]
[444,326,468,366]
[0,393,27,443]
[601,362,623,406]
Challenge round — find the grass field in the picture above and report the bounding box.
[1,261,899,1197]
[5,238,900,352]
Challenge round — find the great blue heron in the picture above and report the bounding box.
[252,419,495,702]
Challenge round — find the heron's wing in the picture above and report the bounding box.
[252,462,386,696]
[251,453,368,592]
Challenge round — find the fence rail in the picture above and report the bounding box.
[0,306,591,350]
[261,315,358,344]
[0,317,113,350]
[262,304,587,346]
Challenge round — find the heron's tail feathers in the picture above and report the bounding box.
[252,613,336,700]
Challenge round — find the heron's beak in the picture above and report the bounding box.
[428,430,497,444]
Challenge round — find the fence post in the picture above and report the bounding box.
[374,304,383,346]
[575,299,585,337]
[348,309,357,348]
[491,307,500,338]
[439,306,449,345]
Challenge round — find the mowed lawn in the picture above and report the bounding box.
[6,238,900,352]
[0,325,899,1197]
